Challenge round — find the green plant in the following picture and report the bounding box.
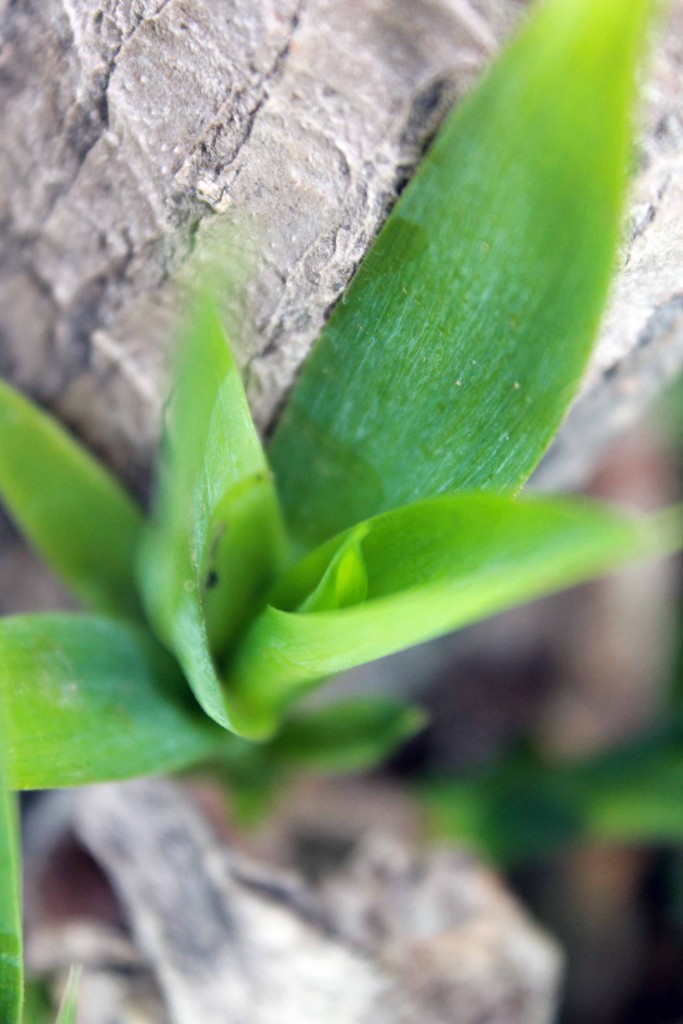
[0,0,670,1016]
[423,715,683,865]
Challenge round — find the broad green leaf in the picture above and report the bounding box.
[139,296,287,731]
[0,615,223,789]
[55,967,81,1024]
[0,380,144,618]
[424,717,683,864]
[267,698,426,774]
[227,494,659,738]
[0,708,22,1024]
[269,0,654,550]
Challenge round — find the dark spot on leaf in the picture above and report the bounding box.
[210,524,226,557]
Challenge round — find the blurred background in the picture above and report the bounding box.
[385,382,683,1024]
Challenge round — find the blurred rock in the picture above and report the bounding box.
[23,778,562,1024]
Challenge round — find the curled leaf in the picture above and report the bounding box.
[227,494,658,737]
[139,295,287,730]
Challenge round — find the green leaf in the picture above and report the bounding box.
[423,717,683,864]
[269,0,654,550]
[23,980,51,1024]
[139,295,287,731]
[0,379,144,619]
[55,967,81,1024]
[0,706,22,1024]
[209,698,424,826]
[0,615,223,789]
[268,698,427,774]
[227,494,658,737]
[297,526,369,613]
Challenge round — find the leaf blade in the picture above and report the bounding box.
[55,967,81,1024]
[227,494,657,735]
[269,0,654,549]
[0,710,22,1024]
[0,615,222,789]
[423,717,683,864]
[0,379,144,619]
[139,296,287,731]
[268,698,426,774]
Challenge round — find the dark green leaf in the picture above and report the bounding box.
[0,379,144,618]
[1,615,223,789]
[423,716,683,864]
[139,296,287,731]
[227,494,658,737]
[23,981,51,1024]
[209,698,424,825]
[269,0,654,549]
[0,706,22,1024]
[268,698,426,774]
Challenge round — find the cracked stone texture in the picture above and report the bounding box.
[0,0,682,503]
[23,778,562,1023]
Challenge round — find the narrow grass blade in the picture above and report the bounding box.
[0,615,223,789]
[55,967,81,1024]
[139,295,287,731]
[227,495,660,737]
[0,380,144,618]
[269,0,654,549]
[0,709,22,1024]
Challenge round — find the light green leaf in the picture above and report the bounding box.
[55,967,81,1024]
[0,708,22,1024]
[227,494,659,737]
[268,698,426,774]
[139,295,287,731]
[0,380,144,618]
[269,0,654,550]
[297,526,369,613]
[0,615,223,789]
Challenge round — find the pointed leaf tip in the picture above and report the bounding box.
[139,294,287,733]
[269,0,657,549]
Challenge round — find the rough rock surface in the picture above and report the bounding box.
[1,0,681,497]
[23,779,562,1024]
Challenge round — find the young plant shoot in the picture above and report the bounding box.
[0,0,673,1015]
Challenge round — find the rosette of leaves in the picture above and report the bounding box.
[0,0,671,1016]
